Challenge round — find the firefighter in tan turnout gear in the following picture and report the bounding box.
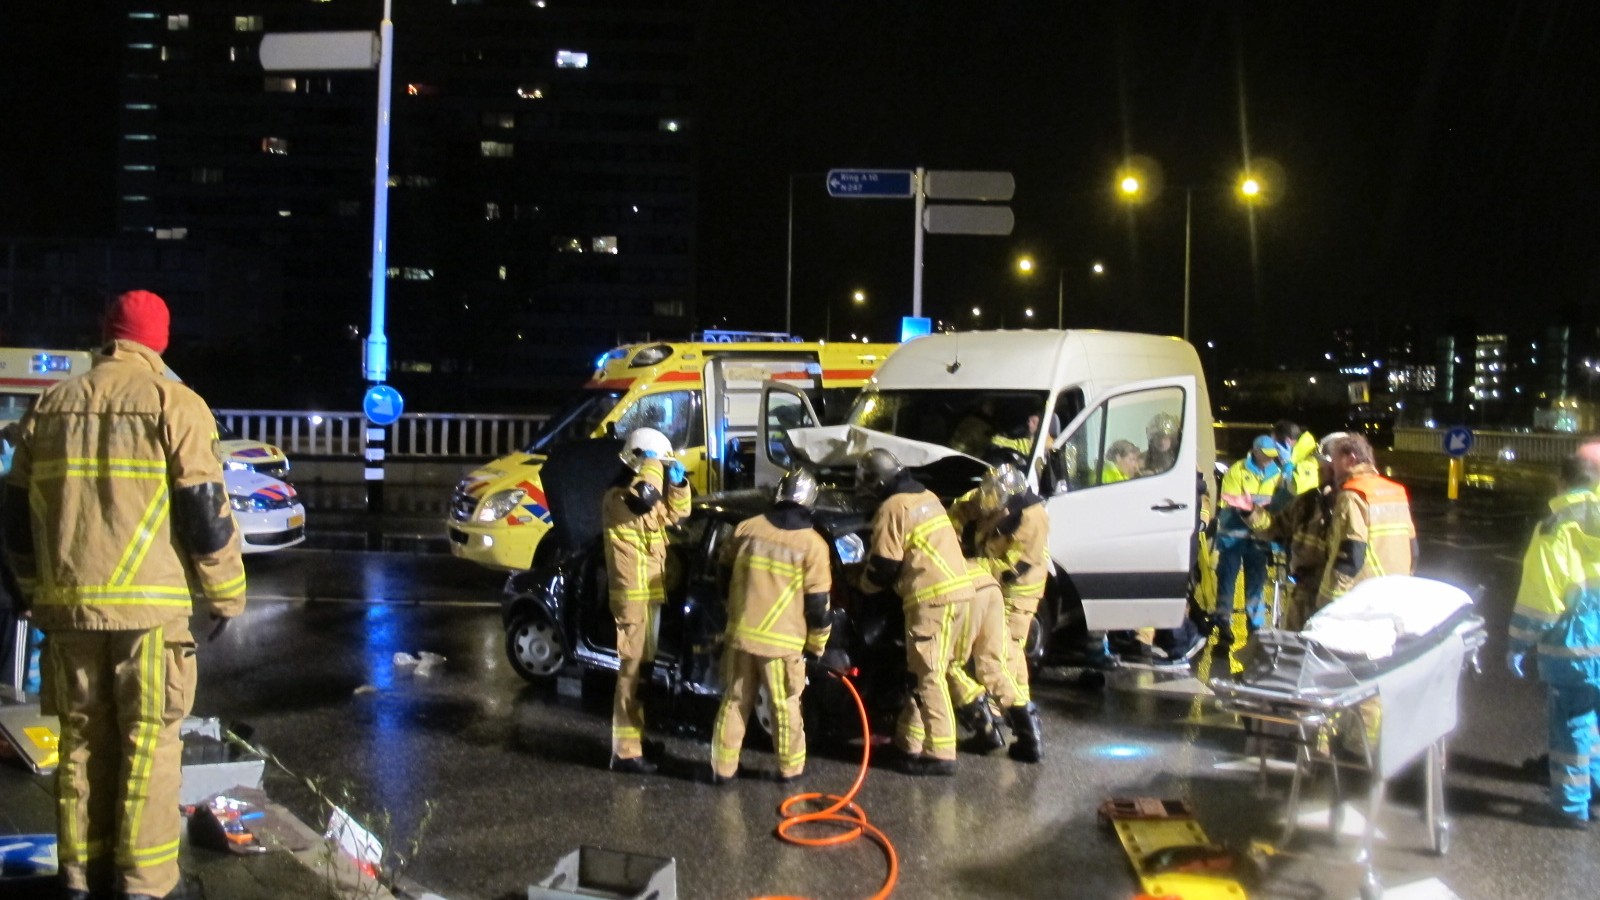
[947,462,1049,762]
[3,290,247,900]
[603,427,692,774]
[856,448,974,776]
[709,468,834,784]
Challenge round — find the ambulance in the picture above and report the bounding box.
[447,331,897,572]
[0,347,306,554]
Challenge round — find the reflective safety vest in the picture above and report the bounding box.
[1319,465,1415,605]
[1283,431,1321,495]
[718,512,832,657]
[1509,489,1600,685]
[602,459,691,609]
[4,341,246,630]
[948,489,1050,612]
[1218,457,1280,541]
[866,488,974,607]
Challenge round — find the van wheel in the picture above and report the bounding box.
[505,611,567,683]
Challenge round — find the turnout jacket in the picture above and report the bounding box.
[1510,488,1600,686]
[860,477,974,608]
[601,457,691,613]
[3,341,246,631]
[718,506,832,657]
[947,489,1050,613]
[1317,463,1416,607]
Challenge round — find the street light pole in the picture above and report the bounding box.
[1056,266,1064,329]
[785,174,796,335]
[1182,187,1192,342]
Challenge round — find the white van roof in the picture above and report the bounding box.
[868,329,1201,392]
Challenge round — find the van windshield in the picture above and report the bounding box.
[848,389,1050,460]
[526,390,624,452]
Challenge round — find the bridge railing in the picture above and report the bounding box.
[1392,426,1580,465]
[215,410,550,460]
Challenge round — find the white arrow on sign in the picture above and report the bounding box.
[1446,432,1470,454]
[370,395,396,417]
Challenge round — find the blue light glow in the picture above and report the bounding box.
[1092,743,1150,760]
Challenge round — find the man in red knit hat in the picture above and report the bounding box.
[4,290,247,899]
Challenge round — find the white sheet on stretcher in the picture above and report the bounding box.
[1303,576,1472,659]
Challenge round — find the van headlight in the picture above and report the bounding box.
[833,533,865,565]
[476,489,527,523]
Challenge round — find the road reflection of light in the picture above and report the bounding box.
[361,604,409,816]
[1091,743,1151,760]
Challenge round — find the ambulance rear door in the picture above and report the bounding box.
[752,381,821,490]
[705,355,821,492]
[1044,374,1200,632]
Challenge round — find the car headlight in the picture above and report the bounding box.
[833,533,865,565]
[228,495,256,512]
[476,488,527,523]
[224,459,251,472]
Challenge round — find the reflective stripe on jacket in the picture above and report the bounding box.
[4,341,246,630]
[865,488,973,607]
[948,489,1049,609]
[1510,489,1600,685]
[1318,464,1415,604]
[718,512,831,657]
[1218,457,1280,540]
[602,458,690,609]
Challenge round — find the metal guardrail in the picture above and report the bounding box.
[215,410,549,460]
[1392,426,1581,465]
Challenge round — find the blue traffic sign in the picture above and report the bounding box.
[826,169,915,198]
[363,384,404,427]
[1443,426,1473,458]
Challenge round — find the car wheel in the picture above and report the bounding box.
[750,675,810,745]
[505,611,567,683]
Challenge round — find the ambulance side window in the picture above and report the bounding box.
[765,392,816,468]
[613,390,704,450]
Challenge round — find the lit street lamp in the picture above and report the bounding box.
[825,288,867,340]
[1015,254,1107,329]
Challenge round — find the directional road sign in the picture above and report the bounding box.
[260,31,378,71]
[1442,426,1473,458]
[922,205,1015,235]
[826,169,915,198]
[923,170,1015,201]
[363,384,405,427]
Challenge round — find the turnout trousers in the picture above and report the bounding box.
[46,625,195,899]
[611,602,659,760]
[896,600,964,761]
[948,576,1025,709]
[710,650,806,779]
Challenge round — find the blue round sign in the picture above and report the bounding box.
[363,384,404,427]
[1442,426,1473,458]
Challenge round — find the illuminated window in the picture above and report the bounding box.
[482,112,515,128]
[484,202,501,220]
[167,14,189,30]
[123,164,155,172]
[659,119,682,133]
[402,268,434,281]
[264,77,298,93]
[406,83,440,96]
[555,49,588,68]
[497,266,508,280]
[516,84,546,100]
[192,168,223,184]
[125,134,156,141]
[155,228,188,240]
[235,15,264,32]
[124,103,156,110]
[261,137,290,155]
[553,237,583,253]
[480,141,514,158]
[122,195,151,202]
[592,236,619,254]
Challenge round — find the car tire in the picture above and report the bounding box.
[505,610,567,683]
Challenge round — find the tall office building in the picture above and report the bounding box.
[116,0,698,408]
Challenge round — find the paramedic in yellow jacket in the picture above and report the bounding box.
[947,463,1050,763]
[603,427,692,775]
[1254,432,1346,631]
[709,468,833,784]
[1316,433,1416,611]
[2,290,247,900]
[856,448,974,776]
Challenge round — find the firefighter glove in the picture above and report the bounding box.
[664,459,687,485]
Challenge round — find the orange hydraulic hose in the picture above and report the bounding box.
[753,670,899,900]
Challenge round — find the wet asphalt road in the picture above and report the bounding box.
[192,489,1600,900]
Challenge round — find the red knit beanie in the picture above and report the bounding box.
[105,290,170,354]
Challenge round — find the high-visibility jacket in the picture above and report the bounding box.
[1218,456,1280,543]
[862,480,973,608]
[2,341,245,630]
[1509,489,1600,686]
[1100,461,1129,484]
[718,508,832,657]
[1277,431,1320,496]
[948,489,1050,613]
[1318,464,1415,606]
[601,458,690,612]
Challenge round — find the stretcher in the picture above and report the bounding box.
[1207,608,1485,900]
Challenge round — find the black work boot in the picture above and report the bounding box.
[898,754,957,777]
[1006,703,1044,763]
[610,754,658,775]
[956,697,1006,753]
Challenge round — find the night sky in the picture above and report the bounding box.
[6,2,1600,369]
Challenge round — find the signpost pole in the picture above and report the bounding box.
[912,167,925,318]
[364,0,395,521]
[1447,457,1462,501]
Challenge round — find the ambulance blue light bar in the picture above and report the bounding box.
[30,353,74,375]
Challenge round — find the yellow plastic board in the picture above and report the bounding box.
[1112,817,1247,900]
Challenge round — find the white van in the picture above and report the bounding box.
[765,329,1214,640]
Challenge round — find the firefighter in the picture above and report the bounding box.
[1142,411,1179,475]
[947,462,1049,762]
[3,290,247,900]
[709,468,834,784]
[1253,433,1347,631]
[1315,433,1416,611]
[1508,446,1600,829]
[856,448,974,776]
[603,427,692,775]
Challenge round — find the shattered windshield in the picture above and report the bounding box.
[847,389,1050,459]
[526,390,624,452]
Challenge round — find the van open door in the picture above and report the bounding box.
[1044,375,1201,631]
[753,380,820,489]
